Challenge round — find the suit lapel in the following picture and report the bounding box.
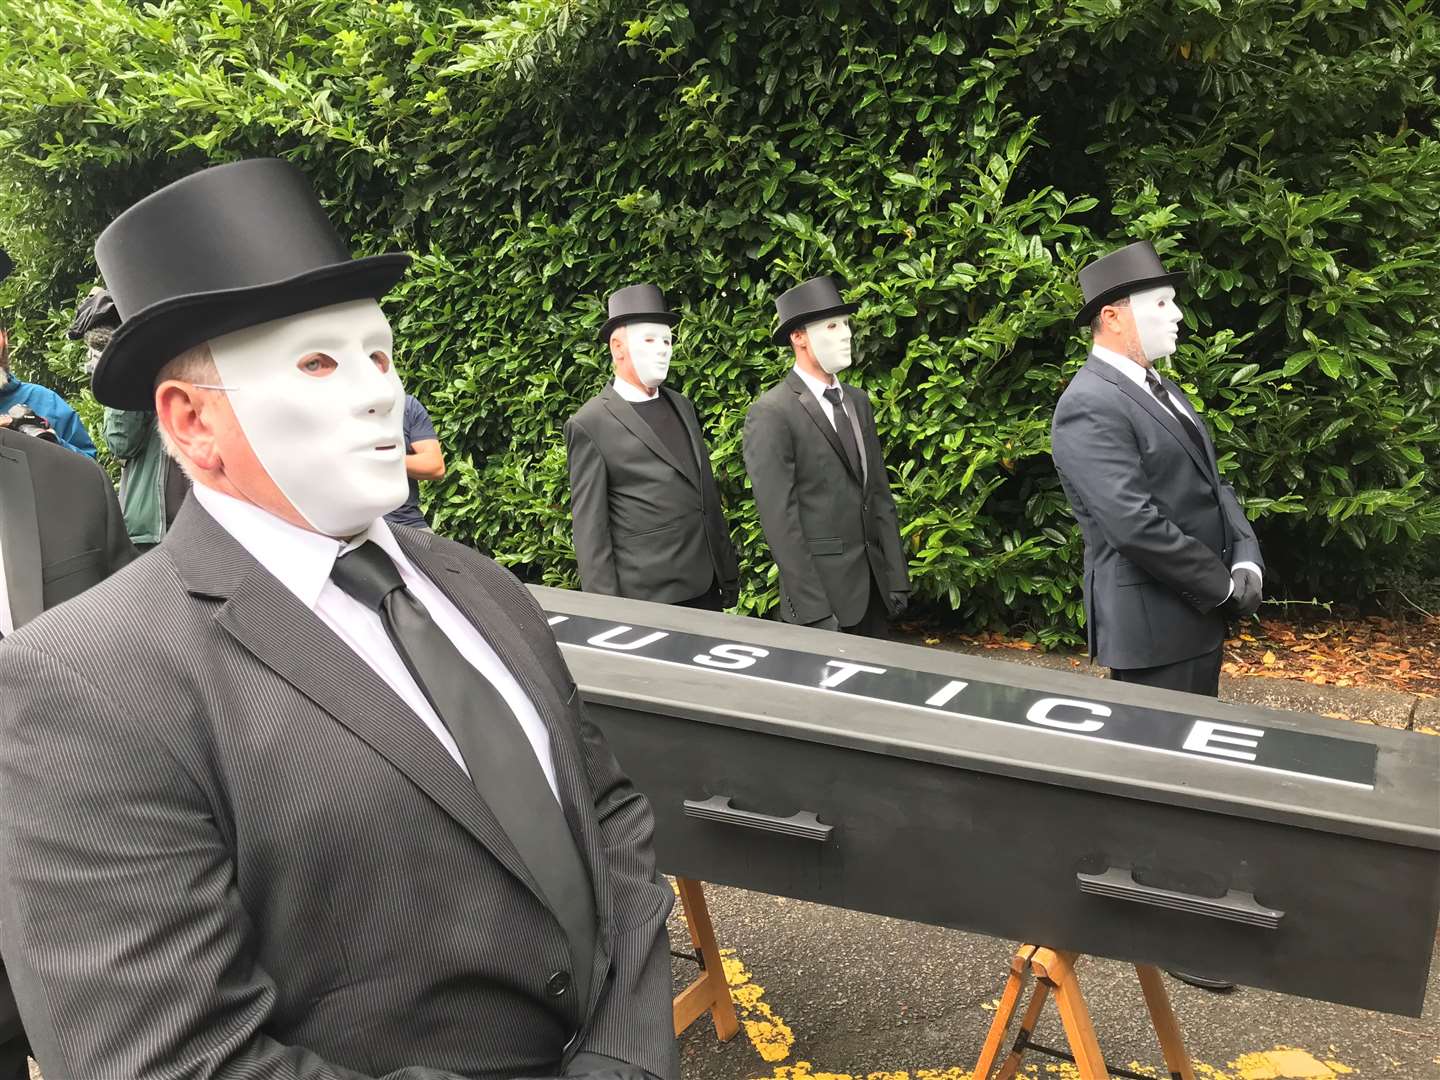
[393,528,613,999]
[601,383,697,489]
[787,370,862,485]
[1087,356,1214,484]
[1157,372,1222,482]
[0,439,44,628]
[166,502,553,912]
[842,385,871,489]
[662,387,706,489]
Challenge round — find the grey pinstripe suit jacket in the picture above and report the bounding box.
[0,498,677,1080]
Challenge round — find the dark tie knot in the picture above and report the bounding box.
[822,387,844,407]
[331,541,405,611]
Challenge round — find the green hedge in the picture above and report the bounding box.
[1,0,1437,642]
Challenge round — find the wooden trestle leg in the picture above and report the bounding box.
[670,877,740,1041]
[972,945,1196,1080]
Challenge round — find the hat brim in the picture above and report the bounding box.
[772,301,859,346]
[1074,271,1187,328]
[92,253,411,410]
[598,310,680,345]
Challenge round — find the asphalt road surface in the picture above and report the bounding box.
[670,883,1440,1080]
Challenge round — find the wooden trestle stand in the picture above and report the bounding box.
[670,878,740,1041]
[973,945,1196,1080]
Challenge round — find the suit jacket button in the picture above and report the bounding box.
[546,971,571,998]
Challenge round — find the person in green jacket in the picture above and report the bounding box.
[71,290,189,549]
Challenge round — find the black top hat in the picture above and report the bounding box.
[67,288,120,340]
[598,284,679,345]
[773,276,858,346]
[1074,240,1186,327]
[92,158,410,409]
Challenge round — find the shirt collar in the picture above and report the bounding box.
[792,363,839,400]
[612,376,659,403]
[1091,344,1151,389]
[193,484,402,610]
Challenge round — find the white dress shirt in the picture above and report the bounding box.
[194,484,560,799]
[1090,346,1261,585]
[1092,345,1194,418]
[611,375,658,403]
[792,364,842,429]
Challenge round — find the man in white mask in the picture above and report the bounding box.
[565,284,737,610]
[743,276,909,636]
[0,159,677,1080]
[1052,240,1266,696]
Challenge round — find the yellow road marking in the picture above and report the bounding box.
[715,946,1361,1080]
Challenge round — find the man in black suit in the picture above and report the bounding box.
[565,285,738,610]
[743,276,909,636]
[0,160,674,1080]
[1051,240,1265,697]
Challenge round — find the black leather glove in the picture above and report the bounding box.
[806,613,841,632]
[1225,566,1262,618]
[719,586,739,609]
[889,591,909,616]
[551,1050,657,1080]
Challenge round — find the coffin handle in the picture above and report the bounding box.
[1076,867,1284,929]
[683,795,834,842]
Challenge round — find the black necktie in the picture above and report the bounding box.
[330,542,594,1007]
[1145,370,1207,457]
[822,387,863,478]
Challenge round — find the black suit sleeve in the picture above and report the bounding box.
[743,398,832,623]
[858,392,909,594]
[1218,480,1264,572]
[0,642,481,1080]
[675,398,739,594]
[1051,398,1231,612]
[564,417,621,595]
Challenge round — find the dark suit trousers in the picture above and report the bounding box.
[1111,645,1223,697]
[842,578,891,640]
[674,581,723,612]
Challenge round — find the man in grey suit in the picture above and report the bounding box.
[0,254,135,1080]
[0,413,135,1080]
[743,276,909,636]
[1051,241,1265,698]
[565,285,738,610]
[0,160,674,1080]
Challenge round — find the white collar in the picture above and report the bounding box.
[612,376,660,403]
[193,483,401,610]
[1091,344,1152,389]
[792,363,839,400]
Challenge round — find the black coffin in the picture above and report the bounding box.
[531,587,1440,1017]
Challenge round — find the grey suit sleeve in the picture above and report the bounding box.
[0,642,477,1080]
[95,455,138,573]
[742,400,832,623]
[565,418,621,595]
[859,393,909,593]
[1051,399,1231,612]
[568,706,678,1079]
[1218,481,1264,572]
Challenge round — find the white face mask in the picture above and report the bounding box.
[625,322,673,389]
[207,299,408,536]
[805,315,853,375]
[1130,285,1184,363]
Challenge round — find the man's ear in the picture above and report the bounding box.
[790,327,807,351]
[155,380,221,473]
